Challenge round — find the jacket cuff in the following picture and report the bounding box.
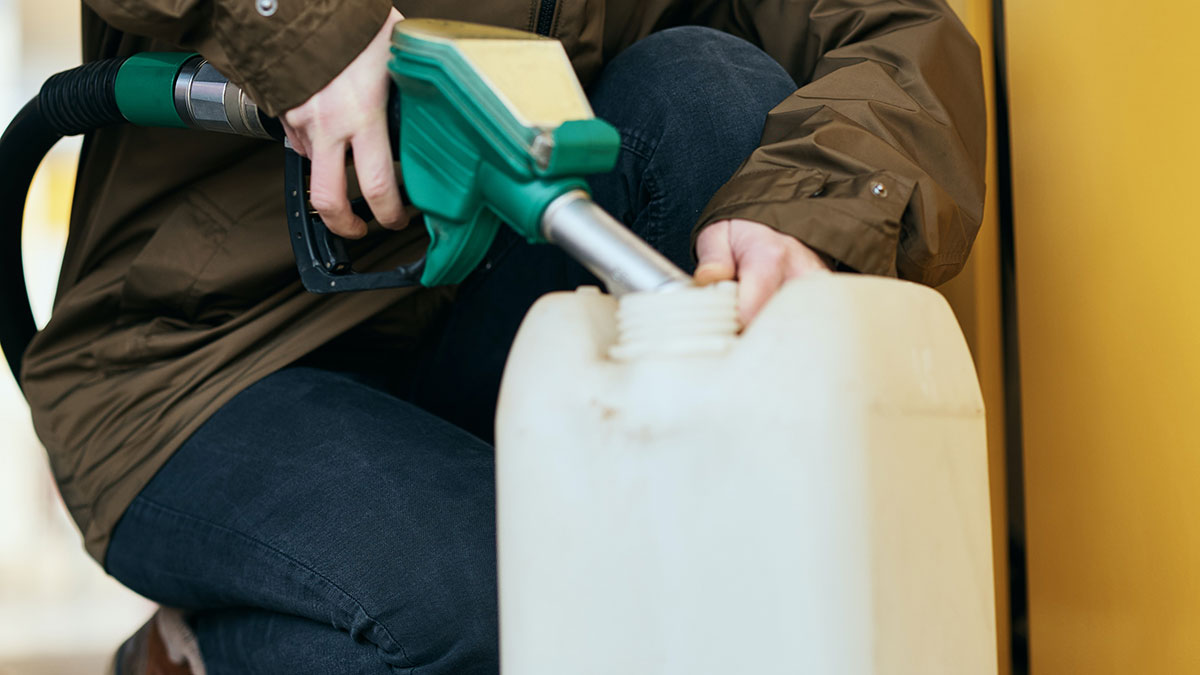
[231,0,392,117]
[691,168,916,278]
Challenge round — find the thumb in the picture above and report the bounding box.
[694,221,736,286]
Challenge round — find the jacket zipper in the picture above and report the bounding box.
[535,0,557,36]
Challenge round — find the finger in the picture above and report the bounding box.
[734,247,787,325]
[280,119,310,158]
[784,239,832,279]
[350,119,405,229]
[694,221,736,286]
[309,143,366,239]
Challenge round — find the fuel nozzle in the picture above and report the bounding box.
[541,190,690,295]
[111,20,693,295]
[381,19,691,295]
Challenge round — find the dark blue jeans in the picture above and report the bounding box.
[105,27,797,674]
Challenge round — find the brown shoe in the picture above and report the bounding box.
[109,608,206,675]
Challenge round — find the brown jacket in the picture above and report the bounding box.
[23,0,986,561]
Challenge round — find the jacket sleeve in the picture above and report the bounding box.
[82,0,393,116]
[690,0,987,286]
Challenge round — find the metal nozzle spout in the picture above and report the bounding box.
[540,190,692,296]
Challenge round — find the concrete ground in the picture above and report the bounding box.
[0,653,111,675]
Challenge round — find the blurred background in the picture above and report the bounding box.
[0,1,155,673]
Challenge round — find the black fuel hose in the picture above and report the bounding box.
[0,59,126,388]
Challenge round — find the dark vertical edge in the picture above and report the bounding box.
[535,0,557,36]
[0,99,62,388]
[990,0,1031,672]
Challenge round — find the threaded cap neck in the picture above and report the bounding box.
[609,282,740,361]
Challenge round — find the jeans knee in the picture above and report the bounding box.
[590,26,797,176]
[633,25,772,70]
[595,26,796,120]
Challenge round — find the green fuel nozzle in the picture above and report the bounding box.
[1,19,702,386]
[380,20,689,294]
[108,20,689,295]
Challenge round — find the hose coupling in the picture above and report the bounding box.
[173,57,276,140]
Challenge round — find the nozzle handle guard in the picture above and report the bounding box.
[284,144,427,292]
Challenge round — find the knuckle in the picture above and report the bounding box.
[359,172,395,200]
[283,107,313,127]
[326,215,364,238]
[309,195,345,217]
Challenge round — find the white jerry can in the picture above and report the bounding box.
[495,274,997,675]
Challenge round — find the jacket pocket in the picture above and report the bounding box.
[119,189,296,327]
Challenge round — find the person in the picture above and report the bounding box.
[22,1,985,673]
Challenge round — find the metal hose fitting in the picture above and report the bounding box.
[173,57,275,140]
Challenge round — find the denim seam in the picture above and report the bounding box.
[617,127,657,162]
[615,126,668,243]
[130,495,417,671]
[639,169,668,245]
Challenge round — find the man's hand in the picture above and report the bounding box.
[695,219,830,325]
[281,8,408,239]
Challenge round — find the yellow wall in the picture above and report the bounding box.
[1005,1,1200,671]
[937,0,1010,673]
